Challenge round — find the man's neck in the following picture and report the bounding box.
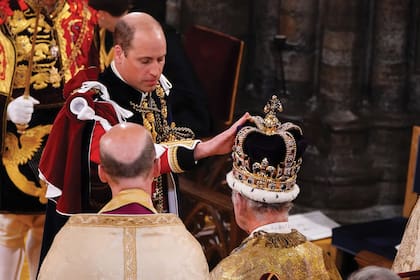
[246,212,289,234]
[109,177,153,197]
[250,221,291,235]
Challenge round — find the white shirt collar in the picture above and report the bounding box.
[250,222,291,236]
[110,60,125,82]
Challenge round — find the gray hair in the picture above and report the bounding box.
[232,190,293,213]
[347,266,400,280]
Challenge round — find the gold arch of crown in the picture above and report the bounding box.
[231,95,303,192]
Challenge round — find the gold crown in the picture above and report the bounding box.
[231,95,303,195]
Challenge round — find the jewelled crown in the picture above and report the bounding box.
[226,95,306,203]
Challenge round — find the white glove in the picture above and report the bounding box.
[6,96,40,125]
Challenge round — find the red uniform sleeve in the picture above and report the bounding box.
[159,150,171,174]
[90,123,106,164]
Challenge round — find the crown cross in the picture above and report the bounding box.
[254,95,283,135]
[264,95,283,115]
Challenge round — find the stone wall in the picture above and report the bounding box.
[172,0,420,223]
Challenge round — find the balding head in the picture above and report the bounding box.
[114,12,164,53]
[99,123,156,181]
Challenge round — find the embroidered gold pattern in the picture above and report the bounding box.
[237,230,307,251]
[6,0,90,91]
[124,227,137,280]
[1,124,52,203]
[152,176,164,213]
[129,84,195,212]
[211,230,340,280]
[12,65,28,89]
[54,2,91,82]
[129,84,195,144]
[67,213,182,227]
[7,5,60,90]
[392,199,420,273]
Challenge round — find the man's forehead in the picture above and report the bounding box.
[124,49,167,60]
[126,34,166,57]
[132,28,166,43]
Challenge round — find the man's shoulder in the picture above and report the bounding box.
[63,68,100,98]
[97,67,130,97]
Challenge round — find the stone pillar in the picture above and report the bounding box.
[366,0,412,207]
[278,0,319,118]
[408,3,420,116]
[369,0,409,113]
[248,0,280,106]
[296,0,376,223]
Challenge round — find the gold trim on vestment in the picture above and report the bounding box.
[124,227,137,280]
[392,198,420,273]
[67,213,183,228]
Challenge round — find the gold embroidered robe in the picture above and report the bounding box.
[210,230,342,280]
[38,213,210,279]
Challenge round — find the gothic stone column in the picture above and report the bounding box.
[296,0,376,224]
[365,0,412,209]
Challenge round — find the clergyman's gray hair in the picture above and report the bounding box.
[347,266,400,280]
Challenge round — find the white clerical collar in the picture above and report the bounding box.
[250,222,291,236]
[110,60,125,82]
[110,61,147,98]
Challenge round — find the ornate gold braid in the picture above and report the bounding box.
[130,84,194,212]
[235,229,307,253]
[55,1,89,80]
[152,175,164,213]
[24,0,89,81]
[130,84,194,143]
